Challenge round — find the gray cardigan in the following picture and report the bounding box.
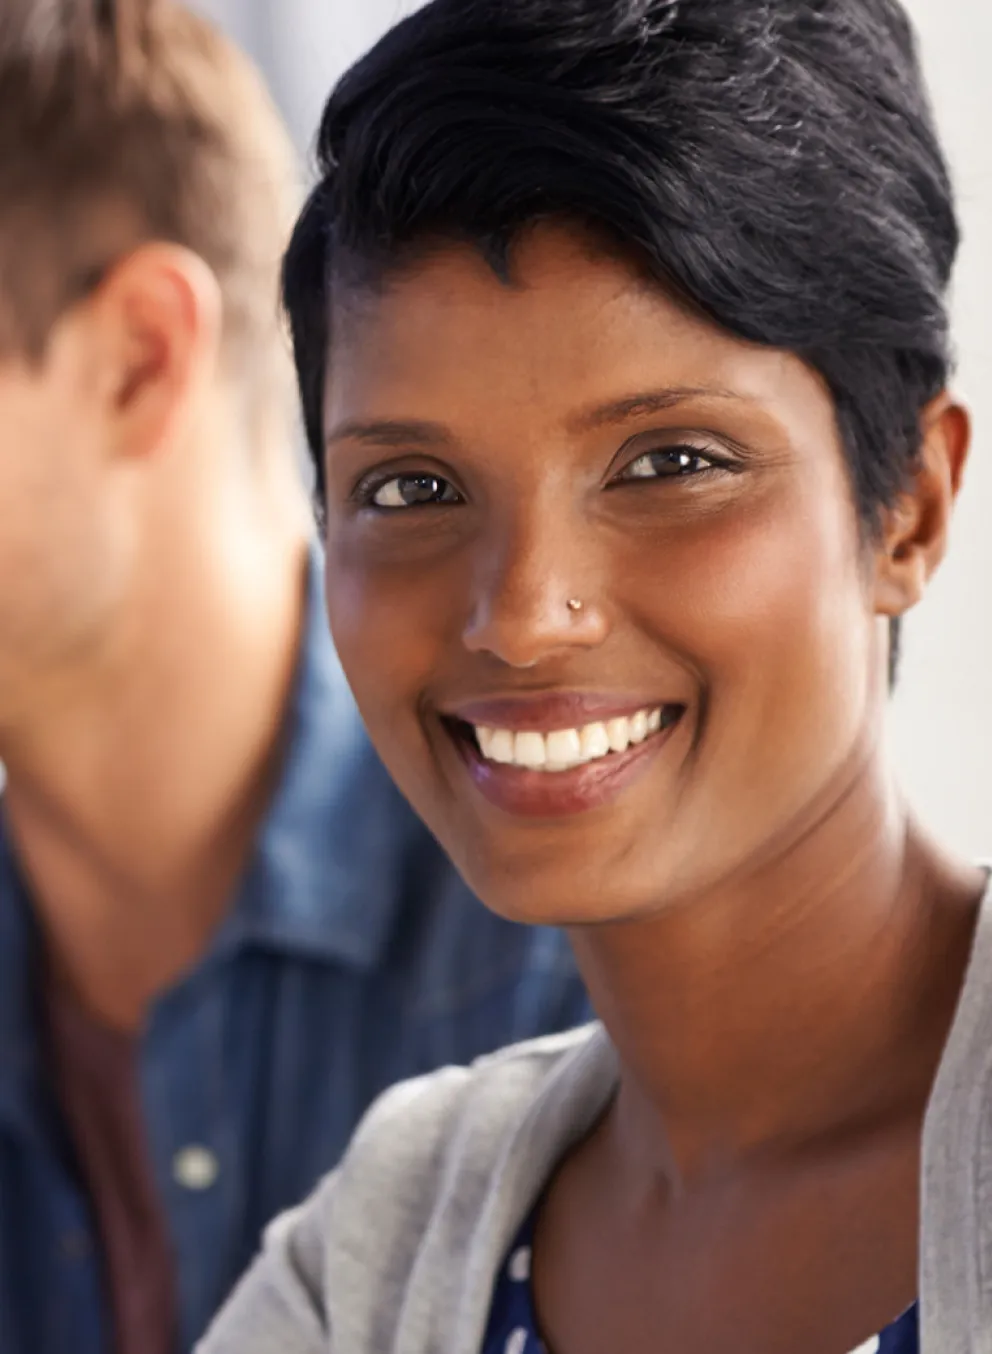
[199,878,992,1354]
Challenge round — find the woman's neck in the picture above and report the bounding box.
[569,759,984,1189]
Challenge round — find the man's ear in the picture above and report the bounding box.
[873,392,970,618]
[83,243,224,462]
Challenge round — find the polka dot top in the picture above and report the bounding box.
[480,1208,921,1354]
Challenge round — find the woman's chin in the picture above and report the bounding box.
[459,861,680,931]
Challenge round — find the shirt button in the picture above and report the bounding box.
[173,1145,220,1191]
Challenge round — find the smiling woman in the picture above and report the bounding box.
[319,234,891,905]
[200,2,989,1353]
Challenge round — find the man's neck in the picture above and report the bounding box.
[1,516,311,1033]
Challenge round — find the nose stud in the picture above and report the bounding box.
[567,598,584,613]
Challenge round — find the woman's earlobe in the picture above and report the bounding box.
[873,393,970,618]
[873,519,929,617]
[873,485,930,615]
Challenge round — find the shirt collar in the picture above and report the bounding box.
[210,545,416,971]
[0,836,44,1127]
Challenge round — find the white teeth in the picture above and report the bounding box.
[579,723,611,760]
[514,731,547,769]
[489,729,515,764]
[545,728,582,768]
[606,718,630,754]
[472,706,675,773]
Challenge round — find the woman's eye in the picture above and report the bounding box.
[620,448,718,481]
[369,473,461,510]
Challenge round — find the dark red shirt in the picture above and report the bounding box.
[46,978,178,1354]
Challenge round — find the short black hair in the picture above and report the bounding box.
[284,0,959,678]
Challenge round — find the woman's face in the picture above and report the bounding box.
[322,224,894,924]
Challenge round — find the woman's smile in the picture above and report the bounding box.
[438,692,687,817]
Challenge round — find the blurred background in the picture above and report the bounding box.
[191,0,992,860]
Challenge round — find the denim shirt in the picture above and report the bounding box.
[0,556,591,1354]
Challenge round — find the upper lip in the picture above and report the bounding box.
[439,691,685,733]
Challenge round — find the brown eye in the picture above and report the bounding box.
[370,473,461,509]
[621,448,715,480]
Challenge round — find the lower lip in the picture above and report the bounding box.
[449,721,682,818]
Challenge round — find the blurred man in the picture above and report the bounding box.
[0,5,589,1353]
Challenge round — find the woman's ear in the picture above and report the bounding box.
[873,393,970,618]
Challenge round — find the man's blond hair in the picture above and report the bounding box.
[0,0,300,418]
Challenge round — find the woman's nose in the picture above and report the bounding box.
[461,520,609,668]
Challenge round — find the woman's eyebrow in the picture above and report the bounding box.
[326,387,748,450]
[325,417,453,450]
[568,386,746,434]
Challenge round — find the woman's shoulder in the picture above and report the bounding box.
[341,1022,604,1192]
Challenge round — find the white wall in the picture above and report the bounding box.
[195,0,992,857]
[886,0,992,858]
[189,0,426,160]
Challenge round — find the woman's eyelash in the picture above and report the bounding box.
[615,444,735,481]
[351,441,736,510]
[352,470,462,511]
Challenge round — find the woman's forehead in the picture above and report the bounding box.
[324,224,835,450]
